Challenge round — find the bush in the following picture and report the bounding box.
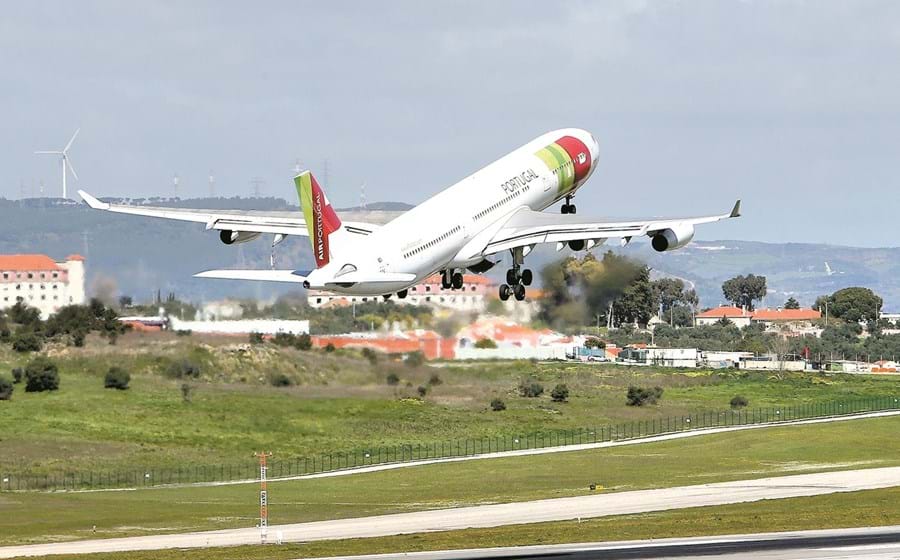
[11,367,23,384]
[404,351,425,368]
[626,385,663,407]
[166,359,201,379]
[428,373,443,386]
[0,377,12,400]
[104,367,131,390]
[550,383,570,403]
[24,358,59,392]
[271,332,312,350]
[386,372,400,386]
[362,347,379,364]
[324,343,335,353]
[474,338,497,349]
[490,398,506,411]
[518,380,544,398]
[181,383,193,403]
[71,330,86,347]
[417,385,428,397]
[175,329,192,337]
[730,395,749,409]
[11,330,42,353]
[248,332,264,344]
[295,333,312,351]
[270,373,293,387]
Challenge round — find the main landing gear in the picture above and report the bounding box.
[561,194,577,215]
[440,269,464,290]
[499,248,532,302]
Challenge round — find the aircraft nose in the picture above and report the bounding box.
[589,134,600,166]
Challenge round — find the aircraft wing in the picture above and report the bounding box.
[478,200,741,257]
[77,190,380,236]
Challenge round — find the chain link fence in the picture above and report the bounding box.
[3,396,898,492]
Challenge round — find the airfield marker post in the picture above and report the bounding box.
[254,451,273,545]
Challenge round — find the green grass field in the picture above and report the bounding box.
[2,416,899,546]
[2,332,900,477]
[23,486,900,560]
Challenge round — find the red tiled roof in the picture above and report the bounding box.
[696,306,748,319]
[421,274,494,286]
[0,254,61,271]
[751,309,821,321]
[65,254,85,262]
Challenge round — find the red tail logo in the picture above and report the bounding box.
[296,172,342,268]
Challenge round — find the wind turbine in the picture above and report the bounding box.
[35,129,80,199]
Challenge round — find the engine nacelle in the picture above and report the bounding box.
[219,230,262,245]
[651,224,695,252]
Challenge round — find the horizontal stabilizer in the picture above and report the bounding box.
[194,269,308,283]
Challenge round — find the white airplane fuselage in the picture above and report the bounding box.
[305,128,600,295]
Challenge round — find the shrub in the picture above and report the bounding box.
[24,358,59,392]
[104,367,131,390]
[175,329,192,337]
[11,367,23,384]
[167,359,201,379]
[626,385,664,407]
[270,373,293,387]
[0,377,12,401]
[417,385,428,397]
[550,383,570,403]
[295,333,313,351]
[180,383,193,403]
[490,398,506,411]
[730,395,749,409]
[428,373,443,386]
[362,347,379,364]
[11,330,42,353]
[324,343,335,353]
[386,372,400,386]
[271,332,297,347]
[474,338,497,349]
[248,332,265,345]
[404,351,425,368]
[518,380,544,398]
[71,330,86,347]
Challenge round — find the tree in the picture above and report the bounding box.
[0,377,12,400]
[104,367,131,390]
[722,274,767,311]
[816,287,882,324]
[11,367,23,384]
[8,301,41,330]
[613,265,656,327]
[24,357,59,392]
[474,338,497,349]
[784,297,800,310]
[550,384,569,402]
[11,330,42,353]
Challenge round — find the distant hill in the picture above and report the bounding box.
[1,198,898,309]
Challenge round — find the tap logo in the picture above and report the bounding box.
[577,152,587,165]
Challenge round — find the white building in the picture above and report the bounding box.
[307,274,496,312]
[0,254,85,319]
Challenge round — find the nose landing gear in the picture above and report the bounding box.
[561,194,577,215]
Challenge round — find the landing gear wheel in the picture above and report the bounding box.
[506,268,518,286]
[521,269,533,286]
[561,204,570,215]
[451,271,464,290]
[383,294,392,301]
[441,271,451,290]
[568,204,576,214]
[514,283,526,301]
[499,284,511,301]
[397,289,408,299]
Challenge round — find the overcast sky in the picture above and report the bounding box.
[2,1,898,246]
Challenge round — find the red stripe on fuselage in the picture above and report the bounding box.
[555,135,592,184]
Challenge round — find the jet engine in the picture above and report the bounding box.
[219,230,262,245]
[651,224,695,252]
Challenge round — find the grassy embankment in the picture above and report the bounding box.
[2,331,899,477]
[2,416,899,546]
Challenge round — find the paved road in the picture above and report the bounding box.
[84,409,900,491]
[315,525,900,559]
[4,467,900,557]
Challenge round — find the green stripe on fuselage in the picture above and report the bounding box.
[544,143,575,195]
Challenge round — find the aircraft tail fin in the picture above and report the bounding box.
[295,171,343,268]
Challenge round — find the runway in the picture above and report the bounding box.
[3,466,900,557]
[314,525,900,559]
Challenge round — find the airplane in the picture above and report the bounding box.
[78,128,740,302]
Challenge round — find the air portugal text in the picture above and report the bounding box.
[501,168,539,194]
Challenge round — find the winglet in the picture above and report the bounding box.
[78,190,110,210]
[729,199,742,218]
